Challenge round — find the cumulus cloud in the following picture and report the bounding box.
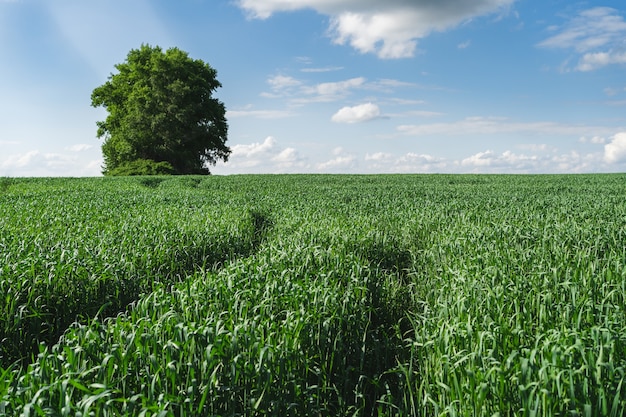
[316,147,357,171]
[317,155,356,171]
[214,142,612,175]
[367,147,603,174]
[229,136,277,159]
[238,0,515,58]
[461,150,542,168]
[538,7,626,71]
[604,132,626,164]
[393,152,445,173]
[457,148,599,173]
[214,136,308,173]
[272,147,300,163]
[0,150,101,176]
[331,102,381,123]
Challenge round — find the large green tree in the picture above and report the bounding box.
[91,45,230,175]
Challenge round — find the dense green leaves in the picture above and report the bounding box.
[92,45,230,175]
[1,174,626,415]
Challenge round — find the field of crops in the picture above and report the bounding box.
[1,174,625,416]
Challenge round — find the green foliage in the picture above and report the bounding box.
[105,159,175,176]
[2,174,626,415]
[0,177,14,193]
[92,44,230,175]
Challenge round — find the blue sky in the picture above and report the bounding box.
[1,0,625,176]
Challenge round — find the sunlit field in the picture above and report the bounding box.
[1,174,625,416]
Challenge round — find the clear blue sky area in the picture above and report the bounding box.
[1,0,625,175]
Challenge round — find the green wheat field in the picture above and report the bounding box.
[1,174,625,416]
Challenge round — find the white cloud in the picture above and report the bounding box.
[317,147,357,171]
[331,102,381,123]
[214,137,309,173]
[214,142,616,175]
[399,153,437,164]
[262,74,424,106]
[268,75,302,89]
[392,152,446,173]
[263,75,368,103]
[604,132,626,164]
[261,75,303,98]
[538,7,626,72]
[317,155,356,171]
[366,147,605,174]
[272,147,299,163]
[579,136,606,144]
[0,150,102,176]
[229,136,277,159]
[455,148,602,173]
[365,152,392,162]
[238,0,515,58]
[577,50,626,72]
[302,77,366,100]
[458,40,471,49]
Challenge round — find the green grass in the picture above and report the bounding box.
[1,174,626,415]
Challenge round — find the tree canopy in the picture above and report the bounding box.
[91,45,230,175]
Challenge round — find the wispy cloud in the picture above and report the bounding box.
[300,66,344,73]
[397,116,616,138]
[577,51,626,72]
[538,7,626,71]
[261,74,423,105]
[227,108,294,119]
[262,75,367,104]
